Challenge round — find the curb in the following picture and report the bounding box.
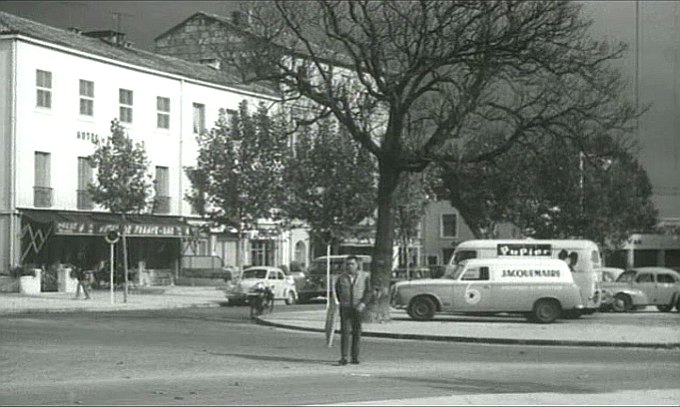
[0,302,222,315]
[255,317,680,350]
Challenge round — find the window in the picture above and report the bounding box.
[635,273,654,283]
[461,267,489,281]
[193,103,205,134]
[36,69,52,108]
[77,157,93,209]
[79,80,94,116]
[157,96,170,129]
[34,152,52,207]
[657,274,677,284]
[153,166,170,214]
[119,89,133,123]
[250,240,274,266]
[453,250,477,265]
[441,213,458,238]
[186,167,205,215]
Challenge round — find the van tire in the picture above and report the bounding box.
[530,299,561,324]
[611,294,632,312]
[407,296,436,321]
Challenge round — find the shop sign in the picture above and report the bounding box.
[77,131,99,142]
[55,221,192,237]
[497,243,552,257]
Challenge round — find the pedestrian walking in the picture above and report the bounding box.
[333,255,372,365]
[73,266,92,300]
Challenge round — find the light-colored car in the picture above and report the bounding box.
[225,266,297,306]
[601,267,680,312]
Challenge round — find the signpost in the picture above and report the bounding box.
[324,244,337,347]
[104,230,120,304]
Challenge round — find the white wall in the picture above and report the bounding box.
[12,40,275,217]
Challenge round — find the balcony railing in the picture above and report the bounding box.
[77,189,94,210]
[33,186,53,208]
[153,195,171,214]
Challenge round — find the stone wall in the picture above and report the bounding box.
[154,14,246,66]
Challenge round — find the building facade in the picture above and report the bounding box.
[0,11,309,279]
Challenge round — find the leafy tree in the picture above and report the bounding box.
[221,0,641,320]
[89,119,153,302]
[186,100,288,270]
[281,118,377,257]
[439,134,658,251]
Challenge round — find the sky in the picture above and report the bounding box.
[1,0,678,220]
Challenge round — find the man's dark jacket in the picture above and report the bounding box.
[334,271,371,308]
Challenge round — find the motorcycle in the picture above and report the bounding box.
[248,283,275,319]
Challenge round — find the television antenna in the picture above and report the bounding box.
[111,11,133,33]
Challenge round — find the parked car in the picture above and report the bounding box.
[296,255,372,303]
[224,266,297,306]
[600,267,680,312]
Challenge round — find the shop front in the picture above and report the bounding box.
[19,209,196,287]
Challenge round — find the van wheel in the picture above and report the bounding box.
[611,294,632,312]
[530,299,560,324]
[407,297,436,321]
[285,291,296,305]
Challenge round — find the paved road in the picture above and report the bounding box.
[1,305,679,405]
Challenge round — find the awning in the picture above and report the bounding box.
[20,209,196,238]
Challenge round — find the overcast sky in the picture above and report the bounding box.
[1,1,678,219]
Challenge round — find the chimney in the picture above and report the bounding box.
[231,10,252,28]
[83,30,127,46]
[199,57,221,70]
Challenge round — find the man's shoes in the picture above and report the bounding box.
[337,358,348,366]
[351,359,360,364]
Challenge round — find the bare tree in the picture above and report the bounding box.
[218,0,640,320]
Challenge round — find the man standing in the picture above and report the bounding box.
[334,255,372,365]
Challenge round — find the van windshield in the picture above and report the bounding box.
[453,250,476,265]
[443,264,466,280]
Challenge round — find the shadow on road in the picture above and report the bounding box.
[205,351,335,365]
[390,315,528,324]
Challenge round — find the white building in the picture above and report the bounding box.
[0,11,310,279]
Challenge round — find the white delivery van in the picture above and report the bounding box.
[448,239,603,315]
[391,257,582,323]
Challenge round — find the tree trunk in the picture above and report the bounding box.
[365,162,401,323]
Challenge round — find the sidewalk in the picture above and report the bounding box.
[258,308,680,349]
[0,286,227,314]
